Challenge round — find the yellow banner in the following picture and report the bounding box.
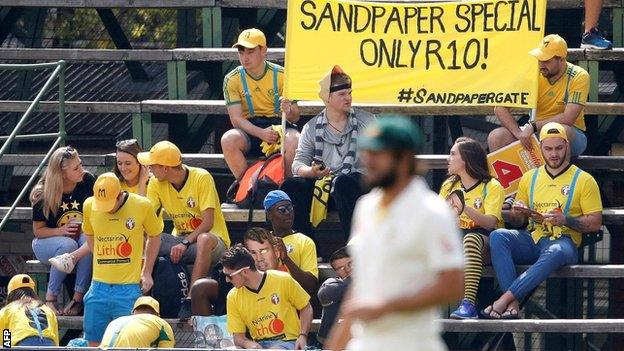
[487,136,544,196]
[284,0,546,107]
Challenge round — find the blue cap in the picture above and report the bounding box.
[263,190,291,211]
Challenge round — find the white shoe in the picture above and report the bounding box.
[49,253,75,274]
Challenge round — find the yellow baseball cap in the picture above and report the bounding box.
[539,122,568,142]
[133,296,160,316]
[232,28,266,49]
[92,172,121,212]
[529,34,568,61]
[137,141,182,167]
[8,274,36,295]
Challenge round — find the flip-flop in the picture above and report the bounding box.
[501,308,520,319]
[479,305,503,319]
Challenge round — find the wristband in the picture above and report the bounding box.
[299,333,308,338]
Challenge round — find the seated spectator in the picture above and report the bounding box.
[29,146,94,316]
[581,0,613,50]
[81,173,163,345]
[223,244,313,349]
[49,138,150,274]
[281,65,375,242]
[317,248,352,344]
[0,274,59,347]
[483,122,602,319]
[221,27,300,179]
[99,296,175,348]
[439,138,505,319]
[138,140,230,319]
[264,190,319,293]
[191,226,317,317]
[488,35,589,157]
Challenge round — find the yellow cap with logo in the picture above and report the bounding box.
[529,34,568,61]
[92,172,121,212]
[232,28,266,49]
[137,141,182,167]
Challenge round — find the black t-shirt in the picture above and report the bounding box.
[32,172,96,228]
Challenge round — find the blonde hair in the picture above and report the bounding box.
[29,146,79,219]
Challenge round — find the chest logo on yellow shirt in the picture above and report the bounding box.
[561,185,570,196]
[271,293,280,305]
[125,218,136,230]
[285,244,294,253]
[473,198,483,209]
[186,197,196,209]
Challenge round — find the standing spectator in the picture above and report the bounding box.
[221,27,300,179]
[81,173,163,345]
[439,137,505,319]
[581,0,613,50]
[138,140,230,318]
[483,122,602,319]
[99,296,175,348]
[317,248,352,345]
[49,139,150,274]
[29,146,94,316]
[224,245,313,349]
[264,190,319,294]
[0,274,59,347]
[488,35,589,156]
[282,65,375,242]
[327,117,463,351]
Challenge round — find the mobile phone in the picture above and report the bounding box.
[312,158,326,171]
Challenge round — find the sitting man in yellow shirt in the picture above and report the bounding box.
[190,226,317,318]
[483,122,602,319]
[221,27,300,179]
[488,34,590,157]
[100,296,175,348]
[224,244,313,349]
[82,172,163,346]
[138,140,230,319]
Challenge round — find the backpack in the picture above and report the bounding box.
[151,256,190,318]
[226,153,285,212]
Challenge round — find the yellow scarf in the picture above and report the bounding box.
[310,175,332,227]
[260,125,284,156]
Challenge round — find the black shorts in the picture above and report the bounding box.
[243,117,298,157]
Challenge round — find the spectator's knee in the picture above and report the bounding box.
[221,129,245,152]
[58,238,79,253]
[284,130,299,152]
[190,278,219,301]
[543,244,569,264]
[332,174,356,192]
[196,233,217,252]
[489,229,508,249]
[487,127,510,150]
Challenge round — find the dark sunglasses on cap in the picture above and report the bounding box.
[60,146,75,165]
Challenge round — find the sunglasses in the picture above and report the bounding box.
[223,266,249,280]
[274,204,294,215]
[333,261,352,272]
[60,146,75,165]
[115,139,139,149]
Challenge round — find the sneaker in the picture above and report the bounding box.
[49,253,75,273]
[450,299,478,319]
[581,28,613,50]
[178,297,192,320]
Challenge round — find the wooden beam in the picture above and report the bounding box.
[0,0,216,7]
[1,48,623,62]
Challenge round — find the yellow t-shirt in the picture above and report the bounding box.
[120,180,139,195]
[226,270,310,342]
[99,313,174,348]
[516,164,602,246]
[535,62,589,131]
[146,166,230,247]
[223,61,284,119]
[439,178,505,230]
[0,301,59,346]
[83,193,163,284]
[280,232,319,278]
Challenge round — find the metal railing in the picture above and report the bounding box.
[0,60,66,231]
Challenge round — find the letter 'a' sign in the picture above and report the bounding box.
[487,136,543,196]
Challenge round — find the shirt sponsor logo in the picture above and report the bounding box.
[125,218,136,230]
[186,197,196,209]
